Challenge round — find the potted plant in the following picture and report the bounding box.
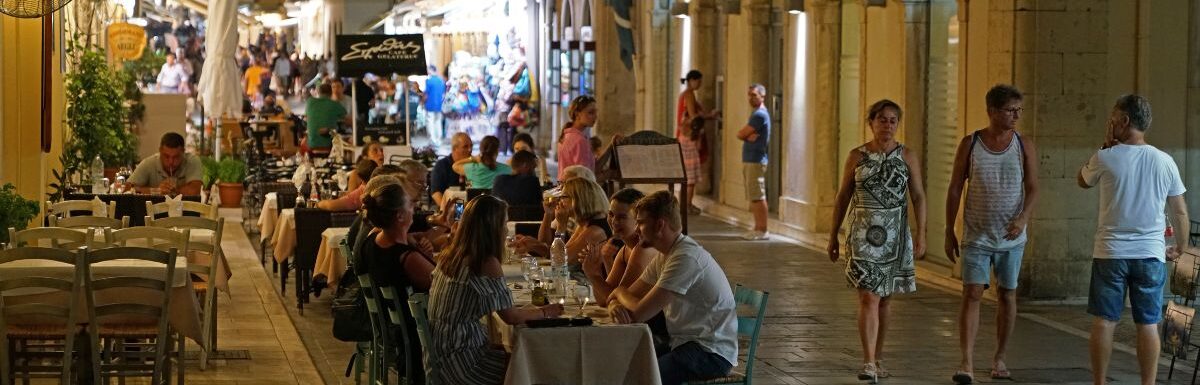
[200,156,220,190]
[62,38,139,180]
[0,183,40,245]
[216,157,246,208]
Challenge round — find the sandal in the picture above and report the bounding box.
[952,371,974,384]
[874,360,890,378]
[858,363,879,383]
[990,367,1012,380]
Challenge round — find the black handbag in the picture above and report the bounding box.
[330,264,372,342]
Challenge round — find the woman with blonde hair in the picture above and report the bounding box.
[428,195,563,384]
[511,178,611,269]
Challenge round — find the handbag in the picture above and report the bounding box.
[330,264,372,342]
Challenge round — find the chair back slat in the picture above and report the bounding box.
[51,215,129,230]
[146,200,218,219]
[93,303,167,319]
[4,303,72,318]
[145,216,219,231]
[0,276,76,292]
[91,276,169,292]
[0,246,77,265]
[408,292,437,385]
[6,227,88,250]
[103,227,190,258]
[47,200,116,218]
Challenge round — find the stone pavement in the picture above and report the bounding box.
[264,212,1196,384]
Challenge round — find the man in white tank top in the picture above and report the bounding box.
[944,85,1040,384]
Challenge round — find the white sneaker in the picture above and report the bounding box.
[742,230,769,240]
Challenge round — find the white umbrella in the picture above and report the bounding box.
[197,0,242,159]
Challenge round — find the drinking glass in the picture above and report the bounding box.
[573,284,593,317]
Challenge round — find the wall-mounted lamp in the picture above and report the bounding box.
[671,1,690,19]
[787,0,804,14]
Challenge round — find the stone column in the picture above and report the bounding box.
[901,0,929,163]
[593,0,638,138]
[716,0,772,207]
[779,0,840,233]
[691,0,720,195]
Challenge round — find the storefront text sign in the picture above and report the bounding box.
[107,23,146,62]
[335,34,427,78]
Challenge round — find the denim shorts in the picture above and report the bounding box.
[961,244,1025,290]
[1087,258,1165,325]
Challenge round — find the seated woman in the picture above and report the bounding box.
[428,195,563,385]
[453,135,512,189]
[347,143,385,191]
[511,178,610,270]
[511,133,551,186]
[359,181,434,385]
[318,163,397,212]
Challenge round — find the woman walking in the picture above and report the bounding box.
[827,99,927,383]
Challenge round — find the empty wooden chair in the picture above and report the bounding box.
[6,227,89,250]
[49,215,129,230]
[0,246,84,385]
[145,215,225,370]
[82,246,183,385]
[46,199,116,219]
[146,200,219,220]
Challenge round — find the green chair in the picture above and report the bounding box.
[380,285,420,385]
[343,239,381,385]
[684,284,769,385]
[407,293,437,385]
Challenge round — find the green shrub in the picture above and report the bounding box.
[217,158,246,183]
[0,184,40,244]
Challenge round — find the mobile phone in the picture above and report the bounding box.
[453,200,465,220]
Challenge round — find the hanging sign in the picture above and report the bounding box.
[107,22,147,62]
[335,34,427,78]
[355,123,409,147]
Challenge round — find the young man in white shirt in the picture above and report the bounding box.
[608,190,738,385]
[1078,94,1190,385]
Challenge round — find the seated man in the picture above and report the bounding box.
[608,191,737,385]
[260,92,290,117]
[492,150,543,207]
[127,132,203,195]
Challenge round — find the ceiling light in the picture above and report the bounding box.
[788,0,804,14]
[670,1,689,19]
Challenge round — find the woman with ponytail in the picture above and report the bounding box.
[452,135,513,189]
[556,95,598,182]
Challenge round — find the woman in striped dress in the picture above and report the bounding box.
[827,99,927,383]
[428,195,564,384]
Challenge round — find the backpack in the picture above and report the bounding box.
[331,230,371,342]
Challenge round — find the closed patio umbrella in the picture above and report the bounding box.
[197,0,242,159]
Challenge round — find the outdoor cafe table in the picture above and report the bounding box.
[491,278,662,385]
[0,255,205,346]
[313,227,350,286]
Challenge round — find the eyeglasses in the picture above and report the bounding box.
[999,107,1023,115]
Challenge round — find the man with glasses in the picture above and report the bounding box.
[945,84,1039,384]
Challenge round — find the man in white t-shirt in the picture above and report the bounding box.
[608,190,738,385]
[1078,94,1190,385]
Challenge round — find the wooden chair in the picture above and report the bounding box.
[49,215,129,230]
[82,246,183,385]
[6,227,89,250]
[683,284,770,385]
[0,246,84,385]
[145,216,224,370]
[146,200,219,220]
[407,293,437,385]
[46,199,117,219]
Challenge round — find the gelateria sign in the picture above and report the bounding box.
[107,23,147,62]
[335,34,427,78]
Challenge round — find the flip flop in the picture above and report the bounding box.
[952,371,974,384]
[991,368,1012,379]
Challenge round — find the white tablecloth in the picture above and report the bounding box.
[270,208,296,263]
[0,257,204,345]
[314,227,350,286]
[257,192,280,243]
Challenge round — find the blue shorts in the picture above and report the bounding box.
[1087,258,1165,325]
[961,244,1025,290]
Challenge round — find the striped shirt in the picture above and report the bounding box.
[428,265,513,385]
[963,131,1026,250]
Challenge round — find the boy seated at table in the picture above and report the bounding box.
[127,132,203,196]
[607,191,738,385]
[491,150,542,207]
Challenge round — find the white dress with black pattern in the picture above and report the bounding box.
[844,145,916,297]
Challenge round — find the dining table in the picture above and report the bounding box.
[313,227,350,286]
[0,255,205,346]
[491,277,662,385]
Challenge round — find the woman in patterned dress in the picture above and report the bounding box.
[676,70,720,215]
[827,99,927,383]
[428,195,564,384]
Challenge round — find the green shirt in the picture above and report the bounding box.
[128,153,203,188]
[305,97,347,148]
[464,162,513,189]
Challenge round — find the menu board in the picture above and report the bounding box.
[355,123,408,146]
[614,144,685,180]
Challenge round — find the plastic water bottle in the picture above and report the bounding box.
[1166,225,1176,255]
[550,233,569,295]
[90,156,104,193]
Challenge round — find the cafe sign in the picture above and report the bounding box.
[335,34,427,78]
[107,22,146,62]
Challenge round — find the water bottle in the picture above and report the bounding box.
[1166,225,1176,256]
[550,233,569,295]
[90,156,105,193]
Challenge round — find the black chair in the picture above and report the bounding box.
[290,208,357,314]
[507,204,545,222]
[467,188,491,201]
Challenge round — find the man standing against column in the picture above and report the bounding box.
[1080,94,1189,385]
[945,84,1038,384]
[737,84,770,240]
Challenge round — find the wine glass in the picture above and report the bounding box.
[573,284,593,317]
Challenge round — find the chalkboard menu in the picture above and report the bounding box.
[355,123,408,147]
